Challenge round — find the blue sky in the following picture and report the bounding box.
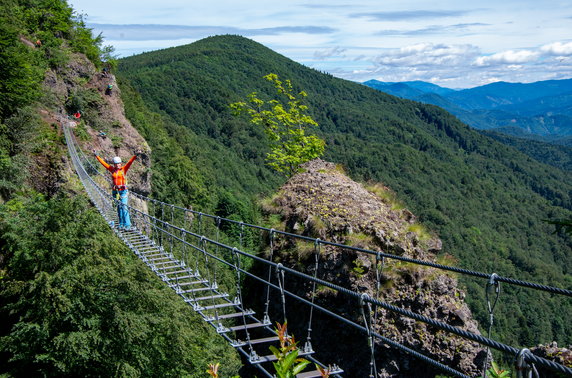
[68,0,572,88]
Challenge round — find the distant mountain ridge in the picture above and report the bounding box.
[363,78,572,140]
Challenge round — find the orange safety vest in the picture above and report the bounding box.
[95,155,136,189]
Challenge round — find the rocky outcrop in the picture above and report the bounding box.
[265,159,485,377]
[531,343,572,376]
[42,53,151,197]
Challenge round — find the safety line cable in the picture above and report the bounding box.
[121,207,572,377]
[122,189,572,298]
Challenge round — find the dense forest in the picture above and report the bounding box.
[0,1,240,376]
[1,0,571,375]
[117,35,572,349]
[480,129,572,172]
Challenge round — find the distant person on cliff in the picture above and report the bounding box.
[93,150,137,230]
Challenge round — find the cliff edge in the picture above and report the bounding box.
[265,159,486,377]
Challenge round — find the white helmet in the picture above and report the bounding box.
[112,156,122,164]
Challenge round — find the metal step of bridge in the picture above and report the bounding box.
[296,367,344,378]
[205,310,255,321]
[173,279,209,287]
[200,302,240,310]
[250,350,314,364]
[194,293,229,301]
[220,322,270,333]
[231,336,280,347]
[163,269,194,275]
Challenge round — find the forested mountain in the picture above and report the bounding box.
[364,78,572,140]
[0,1,240,376]
[117,35,572,349]
[480,130,572,172]
[2,0,571,373]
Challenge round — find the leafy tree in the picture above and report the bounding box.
[0,19,42,121]
[0,193,241,377]
[230,73,325,176]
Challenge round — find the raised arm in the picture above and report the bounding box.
[123,155,137,172]
[94,153,111,170]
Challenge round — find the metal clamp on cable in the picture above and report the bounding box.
[359,292,370,307]
[486,273,501,321]
[482,272,501,377]
[275,263,287,322]
[269,228,275,248]
[515,348,539,378]
[359,293,377,377]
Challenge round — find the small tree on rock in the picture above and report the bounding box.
[230,73,325,177]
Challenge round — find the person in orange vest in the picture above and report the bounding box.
[93,150,137,229]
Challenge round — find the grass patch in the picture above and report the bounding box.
[365,182,405,210]
[407,223,433,242]
[345,232,374,248]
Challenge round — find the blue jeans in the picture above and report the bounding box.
[112,189,131,228]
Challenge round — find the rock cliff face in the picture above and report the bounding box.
[265,159,485,377]
[40,52,151,199]
[531,343,572,376]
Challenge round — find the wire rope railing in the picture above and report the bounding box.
[65,122,572,378]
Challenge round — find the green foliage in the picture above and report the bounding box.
[481,130,572,172]
[0,3,244,378]
[110,133,123,149]
[117,35,572,348]
[118,77,282,213]
[545,218,572,235]
[0,14,43,121]
[486,361,511,378]
[269,322,311,378]
[66,87,105,114]
[0,0,118,122]
[351,259,366,278]
[0,193,241,376]
[0,107,47,199]
[74,121,90,141]
[407,223,433,242]
[206,362,240,378]
[230,73,325,176]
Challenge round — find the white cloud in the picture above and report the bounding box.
[373,43,480,67]
[474,50,540,66]
[67,0,572,88]
[350,10,471,21]
[482,77,503,84]
[313,46,347,60]
[540,41,572,56]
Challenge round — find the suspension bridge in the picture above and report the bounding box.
[64,122,572,378]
